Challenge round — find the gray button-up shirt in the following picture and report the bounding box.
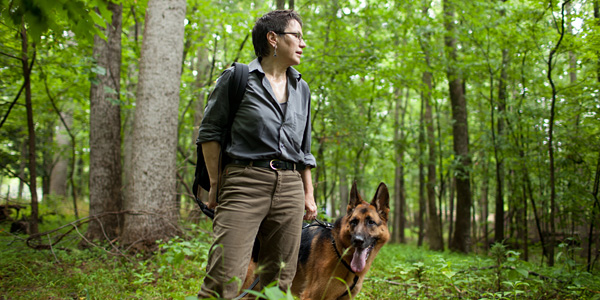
[197,58,316,168]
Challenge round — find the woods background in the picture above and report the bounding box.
[1,0,599,269]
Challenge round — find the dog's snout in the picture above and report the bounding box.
[352,235,365,247]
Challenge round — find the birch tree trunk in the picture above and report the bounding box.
[86,2,123,242]
[121,0,186,248]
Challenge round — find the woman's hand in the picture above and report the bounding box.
[202,141,221,210]
[300,167,316,220]
[304,192,317,220]
[207,183,218,209]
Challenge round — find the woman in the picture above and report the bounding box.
[196,10,317,299]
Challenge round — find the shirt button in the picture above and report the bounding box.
[280,143,285,149]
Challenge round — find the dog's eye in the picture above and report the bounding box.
[366,219,377,226]
[350,219,359,226]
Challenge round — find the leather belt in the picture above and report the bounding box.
[231,159,303,171]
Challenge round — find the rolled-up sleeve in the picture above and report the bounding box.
[196,68,233,145]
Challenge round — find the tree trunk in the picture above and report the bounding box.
[419,1,443,250]
[18,138,26,200]
[277,0,285,9]
[46,97,79,219]
[588,150,600,271]
[444,0,472,253]
[424,71,443,250]
[21,24,38,235]
[49,112,70,198]
[86,2,124,242]
[589,0,600,272]
[121,0,186,248]
[480,159,490,252]
[392,87,406,244]
[444,176,453,247]
[520,173,529,261]
[546,0,570,266]
[417,96,426,247]
[340,166,349,217]
[494,46,508,244]
[41,127,54,198]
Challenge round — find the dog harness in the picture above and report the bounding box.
[330,237,359,299]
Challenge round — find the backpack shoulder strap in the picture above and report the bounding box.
[227,62,249,125]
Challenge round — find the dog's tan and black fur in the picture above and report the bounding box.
[291,182,390,300]
[242,182,390,300]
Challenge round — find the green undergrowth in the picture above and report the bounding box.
[1,219,600,299]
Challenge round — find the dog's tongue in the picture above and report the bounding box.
[351,248,368,273]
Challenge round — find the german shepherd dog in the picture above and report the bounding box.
[290,182,390,299]
[242,182,390,300]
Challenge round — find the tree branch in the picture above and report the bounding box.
[0,50,36,131]
[25,210,180,257]
[0,50,21,61]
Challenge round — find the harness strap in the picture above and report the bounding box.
[331,237,359,299]
[233,276,260,300]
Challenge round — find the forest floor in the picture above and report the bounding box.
[1,210,599,299]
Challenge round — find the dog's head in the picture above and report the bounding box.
[341,182,390,273]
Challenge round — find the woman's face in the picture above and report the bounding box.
[276,20,306,66]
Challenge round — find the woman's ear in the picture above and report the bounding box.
[267,31,278,47]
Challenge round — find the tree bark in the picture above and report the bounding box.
[478,155,489,253]
[21,23,38,235]
[444,0,472,253]
[424,71,443,250]
[448,176,455,247]
[86,2,124,242]
[417,96,426,247]
[392,87,407,244]
[121,0,187,248]
[419,0,443,250]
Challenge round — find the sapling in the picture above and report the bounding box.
[490,242,507,292]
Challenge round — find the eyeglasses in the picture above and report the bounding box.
[275,32,305,42]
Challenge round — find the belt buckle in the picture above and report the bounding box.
[269,159,282,170]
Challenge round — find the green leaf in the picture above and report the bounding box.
[264,286,285,299]
[515,268,529,278]
[89,11,107,29]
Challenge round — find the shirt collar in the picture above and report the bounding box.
[250,58,302,82]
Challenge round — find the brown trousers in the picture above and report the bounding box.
[198,164,305,299]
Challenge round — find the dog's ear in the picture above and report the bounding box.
[347,181,363,215]
[371,182,390,222]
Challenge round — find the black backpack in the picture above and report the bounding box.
[193,62,249,218]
